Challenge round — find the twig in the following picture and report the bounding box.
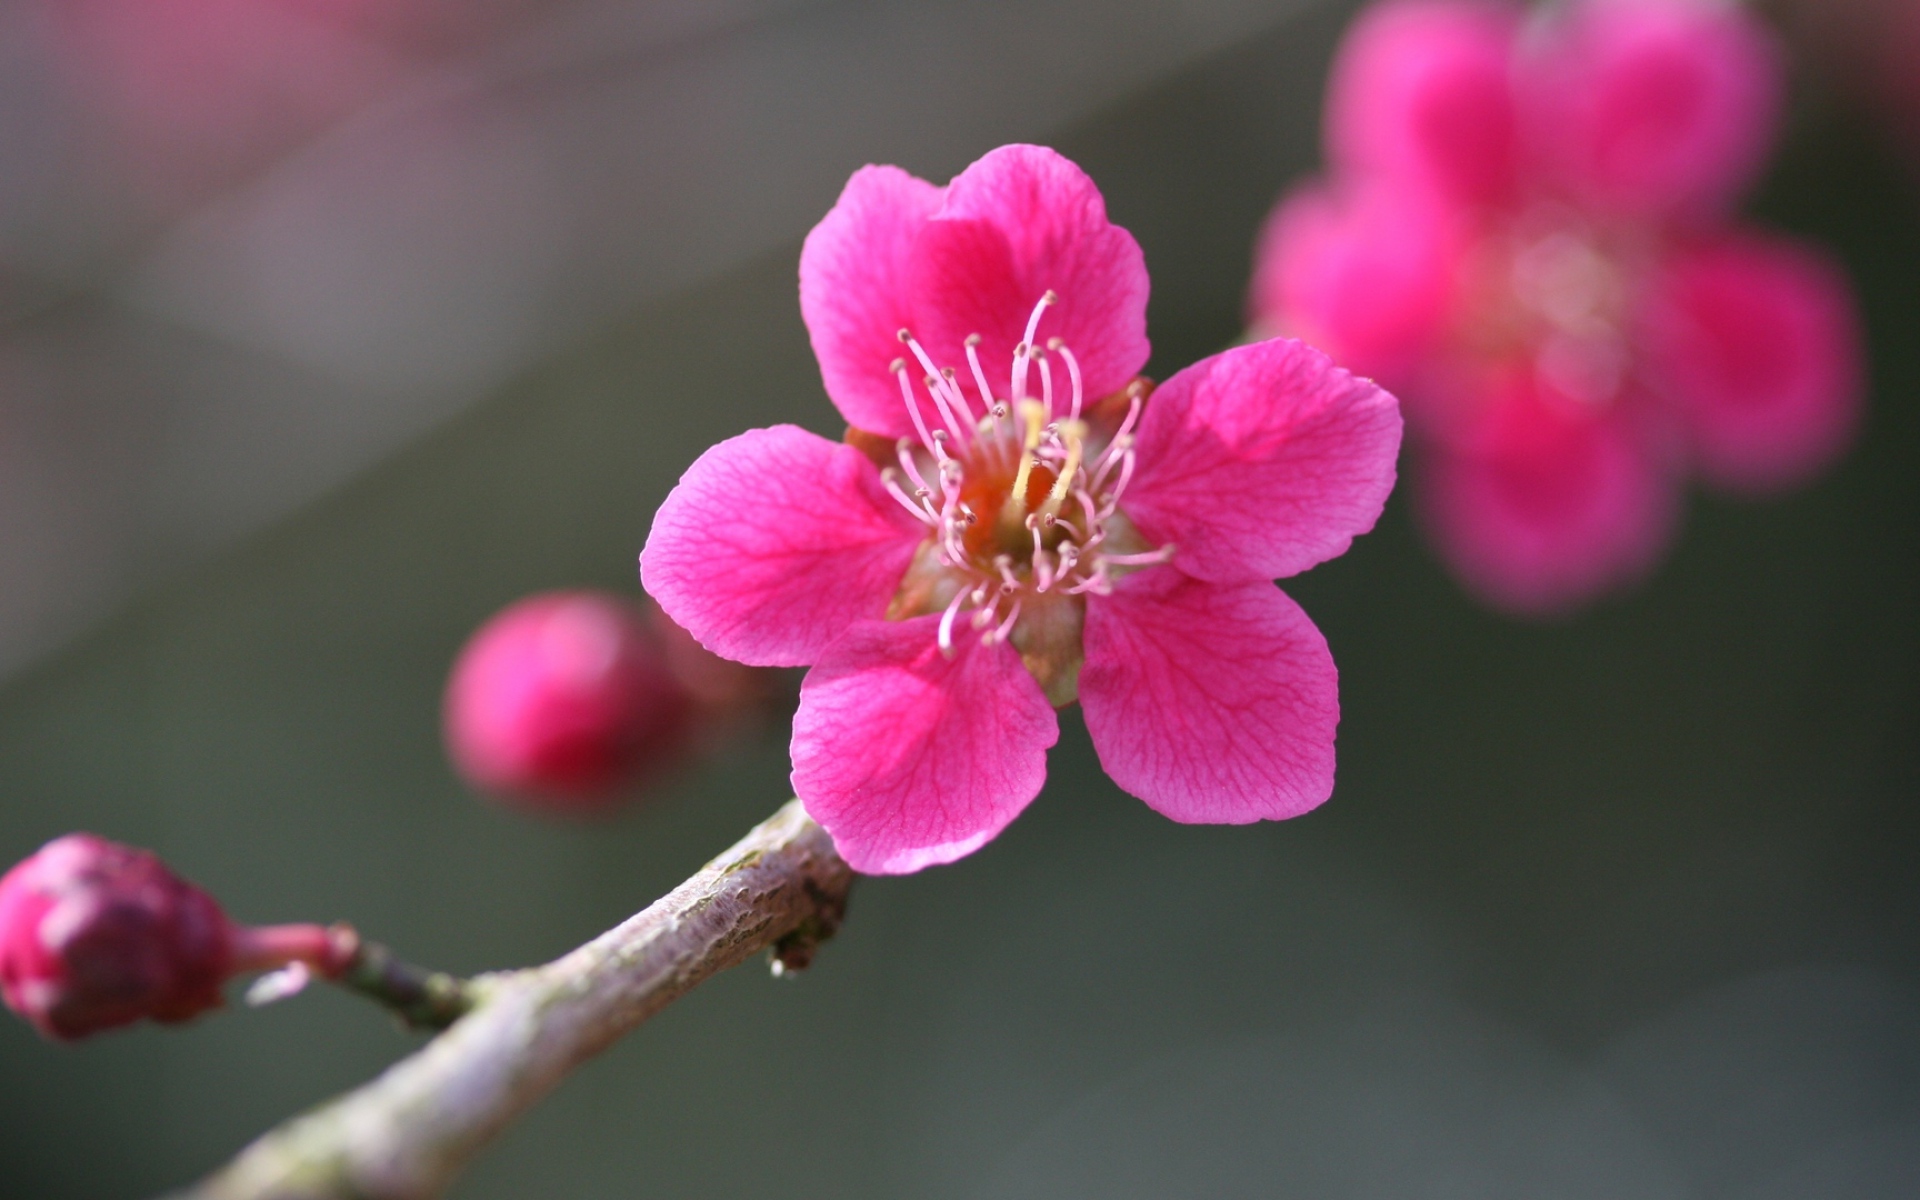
[331,934,477,1032]
[166,799,853,1200]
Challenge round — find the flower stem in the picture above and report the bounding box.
[232,922,475,1030]
[330,932,476,1031]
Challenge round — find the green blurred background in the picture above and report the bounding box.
[1,1,1917,1196]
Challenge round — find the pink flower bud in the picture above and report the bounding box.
[443,591,709,813]
[0,834,236,1041]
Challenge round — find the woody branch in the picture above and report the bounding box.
[166,799,852,1200]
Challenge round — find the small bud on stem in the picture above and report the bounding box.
[0,834,473,1040]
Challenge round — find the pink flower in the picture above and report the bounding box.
[643,145,1402,874]
[1251,0,1864,614]
[443,591,761,814]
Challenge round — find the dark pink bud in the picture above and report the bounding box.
[443,591,703,813]
[0,834,236,1041]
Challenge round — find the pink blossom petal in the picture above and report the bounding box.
[1122,338,1404,584]
[910,144,1149,411]
[1643,231,1863,495]
[791,617,1058,874]
[1417,384,1678,614]
[1248,179,1462,386]
[1080,571,1338,824]
[1525,0,1781,220]
[641,426,924,667]
[799,165,945,438]
[1325,0,1523,207]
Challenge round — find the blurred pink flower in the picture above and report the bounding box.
[644,145,1401,874]
[443,591,759,815]
[1251,0,1863,614]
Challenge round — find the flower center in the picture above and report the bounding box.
[1459,210,1641,409]
[872,292,1170,703]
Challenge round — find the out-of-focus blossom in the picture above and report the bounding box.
[643,144,1402,874]
[443,591,760,815]
[0,833,346,1041]
[1251,0,1864,614]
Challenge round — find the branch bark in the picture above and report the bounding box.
[168,799,852,1200]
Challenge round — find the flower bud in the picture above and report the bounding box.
[444,591,712,813]
[0,834,236,1041]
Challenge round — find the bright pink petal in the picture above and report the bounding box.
[641,426,925,668]
[791,617,1058,875]
[799,165,945,438]
[1121,338,1404,584]
[1525,0,1781,220]
[1416,384,1679,614]
[1248,179,1462,386]
[1325,0,1523,207]
[1642,231,1863,494]
[909,145,1149,412]
[1080,571,1338,824]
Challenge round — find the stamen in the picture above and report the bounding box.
[1104,447,1139,506]
[1093,394,1143,474]
[923,374,968,444]
[1027,519,1052,590]
[892,358,939,454]
[939,367,977,426]
[964,334,998,417]
[900,331,968,442]
[985,599,1023,645]
[1064,570,1114,596]
[893,439,935,498]
[937,589,970,656]
[1011,291,1056,402]
[1048,338,1084,420]
[1099,545,1177,567]
[1073,489,1102,538]
[1086,439,1131,499]
[1037,348,1054,416]
[879,469,938,524]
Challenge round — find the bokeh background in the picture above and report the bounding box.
[2,0,1918,1195]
